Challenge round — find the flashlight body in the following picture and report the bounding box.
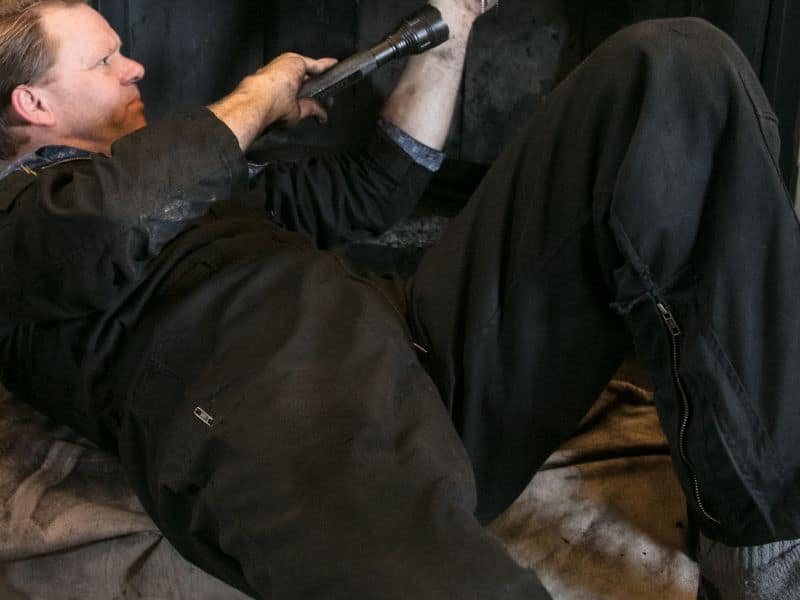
[298,50,379,100]
[298,5,449,101]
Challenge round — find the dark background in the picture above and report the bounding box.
[89,0,800,187]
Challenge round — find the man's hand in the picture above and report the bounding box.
[248,53,338,127]
[209,53,337,151]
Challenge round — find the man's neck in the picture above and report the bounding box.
[10,129,109,162]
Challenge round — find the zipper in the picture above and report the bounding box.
[656,301,721,526]
[194,406,216,428]
[18,156,92,177]
[40,157,91,170]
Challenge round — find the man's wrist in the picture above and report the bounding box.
[208,75,282,151]
[429,0,480,35]
[430,0,482,21]
[422,1,478,66]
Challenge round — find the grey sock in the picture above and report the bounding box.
[697,532,800,599]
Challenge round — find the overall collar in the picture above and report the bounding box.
[0,145,93,180]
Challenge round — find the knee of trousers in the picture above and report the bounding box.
[591,17,752,97]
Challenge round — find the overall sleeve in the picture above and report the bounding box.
[0,107,247,322]
[253,124,439,249]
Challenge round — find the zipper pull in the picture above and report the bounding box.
[194,406,216,428]
[656,302,681,337]
[657,302,682,337]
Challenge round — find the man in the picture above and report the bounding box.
[0,1,797,599]
[0,1,549,598]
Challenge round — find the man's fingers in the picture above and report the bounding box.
[301,98,329,123]
[304,57,338,76]
[289,98,328,126]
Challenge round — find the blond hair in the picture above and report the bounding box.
[0,0,86,158]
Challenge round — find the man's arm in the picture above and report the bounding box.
[210,1,495,153]
[213,1,496,248]
[382,0,490,150]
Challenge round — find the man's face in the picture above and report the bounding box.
[36,3,147,152]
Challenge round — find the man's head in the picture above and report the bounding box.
[0,0,146,160]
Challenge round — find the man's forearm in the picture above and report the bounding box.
[208,78,271,152]
[381,2,480,151]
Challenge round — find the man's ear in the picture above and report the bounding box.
[9,85,56,127]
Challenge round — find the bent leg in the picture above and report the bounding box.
[114,245,551,599]
[412,15,800,589]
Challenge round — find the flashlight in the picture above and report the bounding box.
[298,5,450,101]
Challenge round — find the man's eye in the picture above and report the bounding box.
[98,56,111,66]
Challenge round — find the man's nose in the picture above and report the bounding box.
[122,57,146,84]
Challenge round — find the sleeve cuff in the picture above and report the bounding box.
[377,117,445,172]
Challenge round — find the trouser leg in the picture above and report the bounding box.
[411,16,800,551]
[115,258,551,598]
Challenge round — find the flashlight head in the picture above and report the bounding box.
[389,6,450,58]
